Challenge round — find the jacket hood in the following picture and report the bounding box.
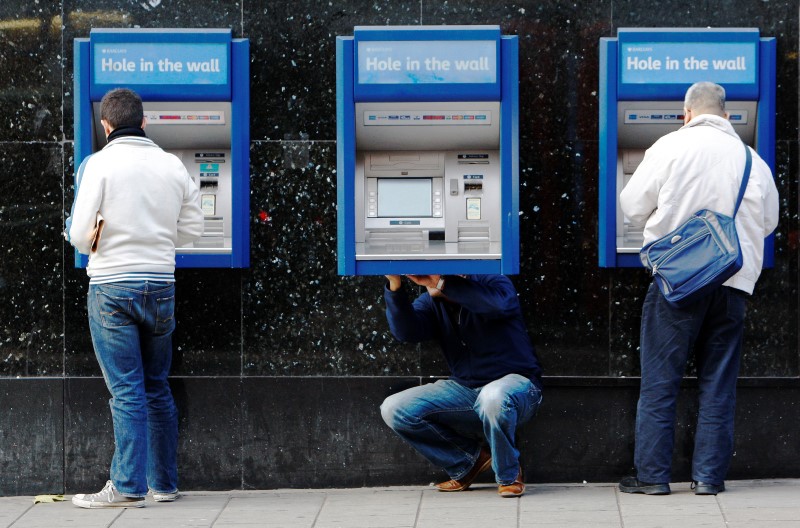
[680,113,740,140]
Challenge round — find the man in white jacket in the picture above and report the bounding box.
[67,88,203,508]
[618,82,779,496]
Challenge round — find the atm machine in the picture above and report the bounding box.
[599,28,775,267]
[73,28,249,268]
[336,25,519,275]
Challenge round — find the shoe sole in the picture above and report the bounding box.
[436,457,494,492]
[498,486,525,498]
[619,484,670,495]
[72,497,145,508]
[694,488,724,496]
[152,493,181,502]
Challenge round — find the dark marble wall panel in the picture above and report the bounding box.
[0,144,64,376]
[740,140,799,376]
[64,377,115,492]
[5,377,797,494]
[244,1,421,141]
[65,376,243,493]
[172,270,243,376]
[0,379,64,495]
[519,140,610,376]
[243,141,422,376]
[63,265,96,376]
[729,382,800,479]
[61,0,244,141]
[171,377,243,491]
[61,141,100,377]
[706,0,799,142]
[0,3,62,141]
[242,377,435,489]
[524,382,640,483]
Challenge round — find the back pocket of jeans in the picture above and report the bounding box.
[154,295,175,335]
[96,292,134,328]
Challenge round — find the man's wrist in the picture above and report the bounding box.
[386,276,402,292]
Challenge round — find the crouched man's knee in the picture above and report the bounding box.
[380,393,403,430]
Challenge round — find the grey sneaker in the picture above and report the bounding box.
[72,480,145,508]
[151,489,181,502]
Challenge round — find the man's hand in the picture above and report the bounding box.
[385,275,403,292]
[405,275,442,289]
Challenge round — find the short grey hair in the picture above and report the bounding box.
[683,81,726,117]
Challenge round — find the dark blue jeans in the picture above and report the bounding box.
[635,282,746,486]
[88,281,179,497]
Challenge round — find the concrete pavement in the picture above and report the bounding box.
[1,479,799,528]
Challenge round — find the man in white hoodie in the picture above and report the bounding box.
[67,88,203,508]
[618,82,779,496]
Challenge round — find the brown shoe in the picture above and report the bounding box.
[498,467,525,497]
[435,447,492,492]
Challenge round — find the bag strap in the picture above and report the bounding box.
[733,142,752,217]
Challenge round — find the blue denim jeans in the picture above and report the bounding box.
[635,282,746,486]
[88,281,179,497]
[380,374,542,484]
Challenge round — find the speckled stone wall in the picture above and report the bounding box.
[0,1,797,494]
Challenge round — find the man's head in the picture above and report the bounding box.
[99,88,145,134]
[683,81,727,124]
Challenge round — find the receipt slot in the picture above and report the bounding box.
[336,25,519,275]
[74,28,250,268]
[599,28,775,267]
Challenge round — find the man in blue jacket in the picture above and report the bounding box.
[380,274,543,497]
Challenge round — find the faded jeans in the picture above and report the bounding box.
[88,281,179,497]
[381,374,542,484]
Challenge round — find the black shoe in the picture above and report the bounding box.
[618,476,671,495]
[692,481,725,495]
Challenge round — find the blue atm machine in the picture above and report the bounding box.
[599,28,775,267]
[74,28,250,268]
[336,25,519,275]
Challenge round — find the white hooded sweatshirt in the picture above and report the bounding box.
[620,114,779,295]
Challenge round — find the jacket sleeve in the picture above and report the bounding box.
[619,144,673,225]
[438,275,520,319]
[757,156,780,236]
[67,157,102,255]
[176,172,204,246]
[384,284,440,343]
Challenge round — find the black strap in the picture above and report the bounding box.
[733,142,752,217]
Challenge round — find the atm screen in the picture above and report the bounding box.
[377,178,432,217]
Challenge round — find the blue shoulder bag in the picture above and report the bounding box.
[639,142,752,308]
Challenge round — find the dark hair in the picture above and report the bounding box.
[100,88,144,129]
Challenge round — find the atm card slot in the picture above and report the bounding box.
[457,160,490,164]
[365,230,425,242]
